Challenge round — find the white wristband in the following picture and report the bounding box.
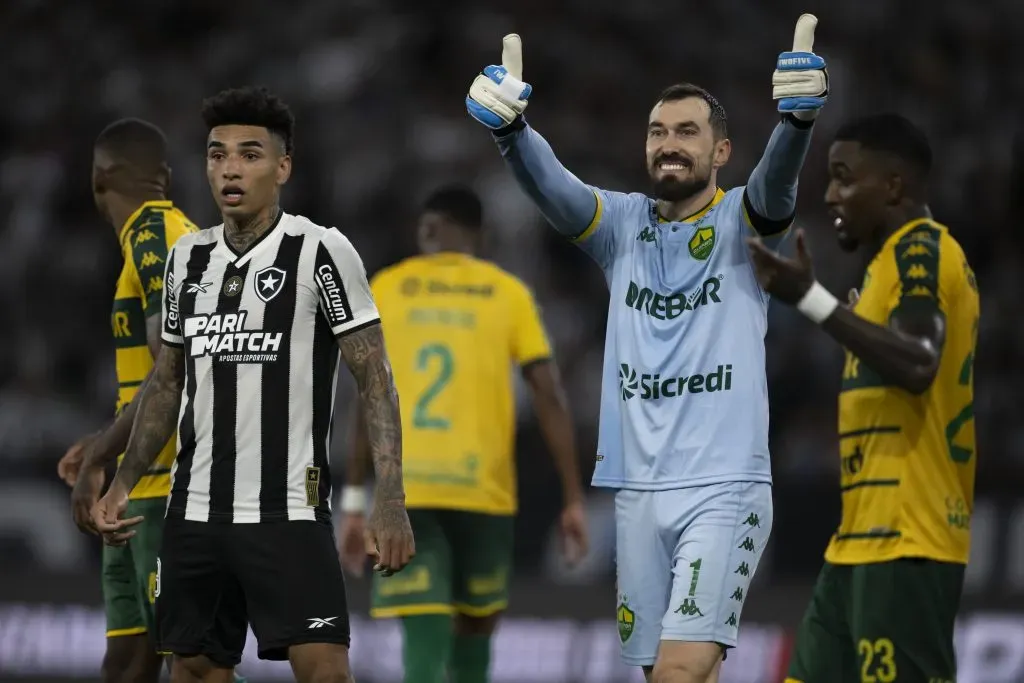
[796,281,839,324]
[340,485,367,514]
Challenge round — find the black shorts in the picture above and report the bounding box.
[155,517,350,667]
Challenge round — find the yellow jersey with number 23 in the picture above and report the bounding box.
[114,200,199,500]
[826,218,979,566]
[370,253,553,515]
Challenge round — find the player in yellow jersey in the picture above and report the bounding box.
[55,119,203,683]
[338,186,590,683]
[746,114,978,683]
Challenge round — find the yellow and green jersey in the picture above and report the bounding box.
[371,253,552,515]
[827,218,979,565]
[113,200,198,500]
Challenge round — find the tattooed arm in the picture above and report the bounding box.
[115,345,185,490]
[92,345,185,545]
[338,322,414,574]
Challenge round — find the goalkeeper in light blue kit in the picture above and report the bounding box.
[466,16,828,683]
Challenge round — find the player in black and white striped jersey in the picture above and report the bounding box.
[162,210,374,524]
[92,86,415,683]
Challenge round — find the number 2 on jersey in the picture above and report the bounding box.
[413,343,454,430]
[945,317,977,463]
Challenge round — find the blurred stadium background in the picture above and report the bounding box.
[2,0,1023,681]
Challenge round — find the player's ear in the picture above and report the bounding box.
[276,154,292,186]
[713,137,731,169]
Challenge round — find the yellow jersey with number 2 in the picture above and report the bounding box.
[370,253,553,515]
[826,218,979,566]
[114,200,199,500]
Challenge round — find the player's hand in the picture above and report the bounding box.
[57,433,98,487]
[91,483,143,547]
[71,464,106,536]
[466,34,532,130]
[745,229,816,305]
[559,501,589,567]
[772,14,828,120]
[338,512,368,578]
[365,498,415,577]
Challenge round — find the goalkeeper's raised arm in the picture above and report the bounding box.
[744,13,828,239]
[465,34,598,240]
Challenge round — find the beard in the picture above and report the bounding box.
[650,156,713,202]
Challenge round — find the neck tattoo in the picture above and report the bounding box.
[224,207,279,253]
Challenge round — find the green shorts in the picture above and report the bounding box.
[102,497,166,639]
[370,509,514,619]
[786,559,964,683]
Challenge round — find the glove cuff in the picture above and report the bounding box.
[784,112,817,127]
[493,115,527,138]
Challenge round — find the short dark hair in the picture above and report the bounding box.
[656,83,728,139]
[201,86,295,154]
[422,185,483,231]
[834,113,932,176]
[95,118,168,169]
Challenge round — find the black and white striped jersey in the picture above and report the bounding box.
[160,211,379,523]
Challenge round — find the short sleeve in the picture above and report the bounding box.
[314,229,380,337]
[510,281,553,367]
[886,225,949,319]
[131,218,173,315]
[161,246,184,346]
[571,188,636,272]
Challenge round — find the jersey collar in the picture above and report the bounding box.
[655,188,725,224]
[119,200,173,248]
[879,216,946,255]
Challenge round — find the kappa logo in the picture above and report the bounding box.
[139,251,164,269]
[186,282,212,294]
[255,266,287,303]
[674,599,703,617]
[307,617,338,630]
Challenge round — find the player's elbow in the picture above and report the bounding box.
[902,362,939,395]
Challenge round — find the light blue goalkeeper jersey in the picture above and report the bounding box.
[496,118,812,490]
[579,186,771,489]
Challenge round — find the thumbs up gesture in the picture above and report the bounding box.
[466,34,533,130]
[772,14,829,121]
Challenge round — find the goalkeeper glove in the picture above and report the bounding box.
[772,14,828,121]
[466,34,532,130]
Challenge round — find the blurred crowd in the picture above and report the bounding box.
[2,0,1022,557]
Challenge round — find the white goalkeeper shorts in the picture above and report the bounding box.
[614,481,773,666]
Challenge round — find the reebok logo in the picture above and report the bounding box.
[624,276,722,321]
[307,617,338,630]
[618,363,733,401]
